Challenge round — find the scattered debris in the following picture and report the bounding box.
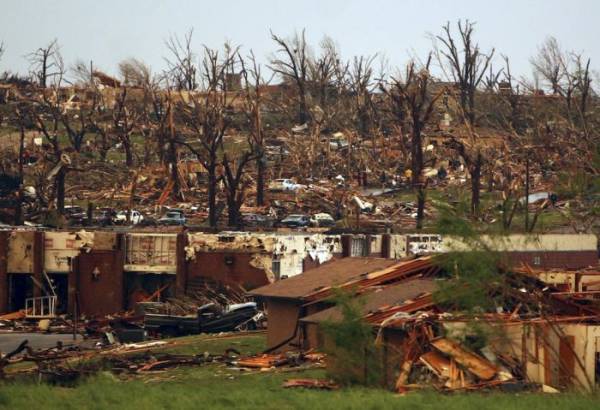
[283,378,339,390]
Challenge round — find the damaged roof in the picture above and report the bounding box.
[300,277,438,324]
[249,257,400,300]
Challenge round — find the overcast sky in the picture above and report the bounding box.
[0,0,598,81]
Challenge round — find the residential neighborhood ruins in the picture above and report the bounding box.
[0,18,599,399]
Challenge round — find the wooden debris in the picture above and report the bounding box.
[283,378,339,390]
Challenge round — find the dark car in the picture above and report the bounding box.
[242,213,274,228]
[144,302,260,336]
[94,208,116,226]
[279,214,311,228]
[64,205,86,226]
[158,211,187,226]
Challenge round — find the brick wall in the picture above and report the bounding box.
[504,251,598,270]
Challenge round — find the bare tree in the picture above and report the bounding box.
[270,30,310,124]
[177,45,239,227]
[383,55,443,228]
[118,58,152,87]
[222,149,255,227]
[569,53,592,127]
[499,56,526,132]
[112,87,141,167]
[165,29,198,91]
[434,20,494,215]
[27,54,100,214]
[434,20,494,125]
[530,37,565,95]
[27,39,61,88]
[348,55,378,137]
[240,51,268,206]
[70,59,94,86]
[308,36,347,129]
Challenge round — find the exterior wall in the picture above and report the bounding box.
[389,234,408,259]
[186,232,343,280]
[32,232,44,298]
[125,233,177,273]
[303,322,321,352]
[0,231,8,313]
[44,231,94,273]
[301,303,329,350]
[406,234,444,256]
[369,235,383,256]
[92,232,118,250]
[578,273,600,292]
[265,298,302,351]
[7,231,35,273]
[443,234,597,253]
[443,234,598,269]
[506,251,597,270]
[272,234,342,277]
[71,250,124,317]
[186,251,270,290]
[537,271,576,291]
[444,320,600,391]
[549,324,600,391]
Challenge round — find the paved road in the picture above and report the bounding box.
[0,332,82,353]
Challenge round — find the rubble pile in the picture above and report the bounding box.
[140,282,249,316]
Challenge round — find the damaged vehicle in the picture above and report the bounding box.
[310,213,336,227]
[279,214,311,228]
[144,302,262,336]
[114,210,144,225]
[268,178,302,192]
[158,210,186,226]
[64,205,87,226]
[242,213,274,228]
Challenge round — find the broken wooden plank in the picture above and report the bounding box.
[430,338,497,381]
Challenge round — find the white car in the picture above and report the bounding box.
[268,179,302,192]
[114,210,144,225]
[310,213,336,227]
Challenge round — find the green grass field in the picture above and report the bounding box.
[0,333,598,410]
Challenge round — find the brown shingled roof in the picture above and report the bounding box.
[249,257,400,300]
[300,278,438,324]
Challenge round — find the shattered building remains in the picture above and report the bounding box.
[0,228,596,321]
[252,246,600,392]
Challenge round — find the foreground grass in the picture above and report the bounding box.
[0,333,598,410]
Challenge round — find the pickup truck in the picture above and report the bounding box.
[114,210,144,225]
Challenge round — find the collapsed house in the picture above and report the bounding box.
[252,252,600,392]
[249,257,440,351]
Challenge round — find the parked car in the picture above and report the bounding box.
[242,213,274,228]
[167,207,185,215]
[64,205,86,225]
[279,214,311,228]
[268,178,302,192]
[310,213,336,227]
[138,216,159,227]
[158,211,187,226]
[114,210,144,225]
[94,208,116,226]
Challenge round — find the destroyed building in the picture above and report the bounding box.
[253,251,600,392]
[0,228,595,321]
